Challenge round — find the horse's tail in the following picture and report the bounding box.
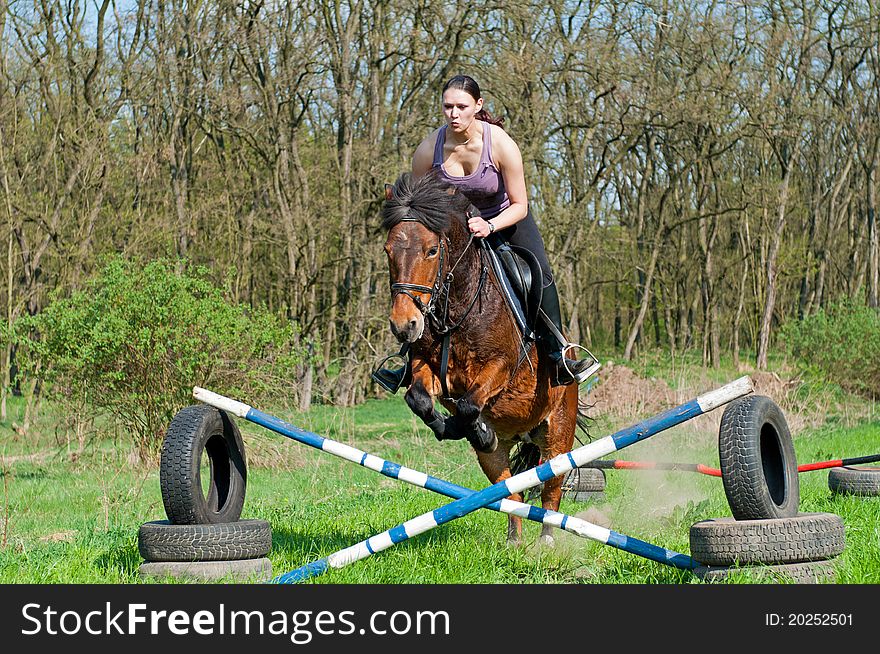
[509,441,542,477]
[509,440,543,503]
[574,397,594,446]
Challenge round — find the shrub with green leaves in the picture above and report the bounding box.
[780,296,879,398]
[15,257,313,459]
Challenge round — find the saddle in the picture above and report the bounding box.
[482,235,544,342]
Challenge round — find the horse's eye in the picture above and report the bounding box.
[427,246,438,258]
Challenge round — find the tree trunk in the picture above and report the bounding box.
[757,147,798,369]
[732,214,751,368]
[867,166,878,308]
[624,215,666,360]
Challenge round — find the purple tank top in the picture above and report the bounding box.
[432,123,511,219]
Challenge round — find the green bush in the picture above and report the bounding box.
[15,257,314,459]
[780,297,879,398]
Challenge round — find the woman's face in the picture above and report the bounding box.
[442,88,483,134]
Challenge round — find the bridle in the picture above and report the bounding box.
[389,218,448,319]
[389,217,488,337]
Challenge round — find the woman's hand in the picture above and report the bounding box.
[468,215,495,238]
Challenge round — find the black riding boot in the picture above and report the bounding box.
[371,345,412,394]
[537,280,599,386]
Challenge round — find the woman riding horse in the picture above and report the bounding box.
[380,171,583,543]
[374,74,595,392]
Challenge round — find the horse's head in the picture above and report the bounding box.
[380,172,468,343]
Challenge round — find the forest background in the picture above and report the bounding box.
[1,0,878,420]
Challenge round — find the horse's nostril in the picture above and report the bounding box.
[408,319,418,331]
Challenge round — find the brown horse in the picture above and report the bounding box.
[380,171,583,544]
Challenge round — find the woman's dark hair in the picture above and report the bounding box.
[442,75,504,127]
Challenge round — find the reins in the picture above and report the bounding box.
[431,233,488,336]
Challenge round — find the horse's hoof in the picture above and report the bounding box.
[426,415,447,441]
[468,421,497,453]
[436,415,464,442]
[472,434,498,454]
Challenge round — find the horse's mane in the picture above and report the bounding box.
[380,171,470,233]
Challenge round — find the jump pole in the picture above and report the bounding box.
[193,389,701,572]
[255,375,754,583]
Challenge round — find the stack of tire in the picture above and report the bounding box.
[561,467,606,502]
[690,395,845,584]
[138,404,273,582]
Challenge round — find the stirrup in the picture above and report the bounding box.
[551,343,601,387]
[371,352,411,394]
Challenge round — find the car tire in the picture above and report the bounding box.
[689,513,845,566]
[828,466,880,496]
[562,467,606,502]
[693,558,837,584]
[161,404,247,524]
[139,557,273,582]
[138,520,271,562]
[718,395,799,520]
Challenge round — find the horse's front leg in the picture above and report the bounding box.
[444,359,510,453]
[444,389,497,453]
[404,362,495,450]
[404,360,449,441]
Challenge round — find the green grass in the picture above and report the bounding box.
[1,367,878,584]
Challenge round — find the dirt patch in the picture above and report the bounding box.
[584,361,719,439]
[747,370,820,433]
[749,370,797,399]
[586,362,676,420]
[582,362,826,438]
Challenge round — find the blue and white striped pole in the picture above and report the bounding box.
[199,376,754,583]
[193,387,703,572]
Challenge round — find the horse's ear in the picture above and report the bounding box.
[384,184,393,201]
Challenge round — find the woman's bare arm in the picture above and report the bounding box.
[481,126,528,232]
